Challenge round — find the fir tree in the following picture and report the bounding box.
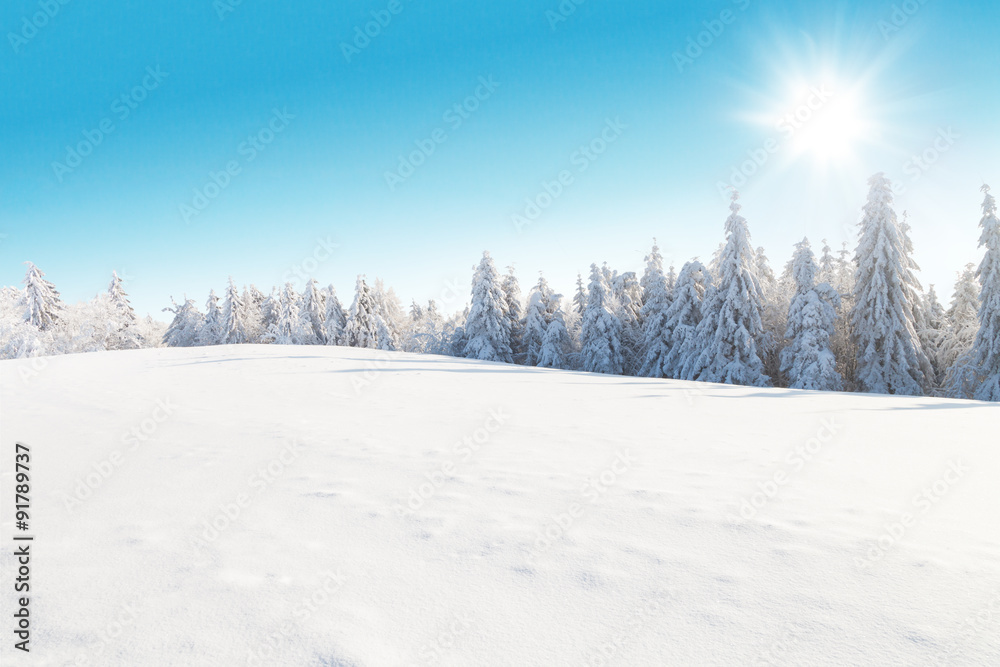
[850,173,926,395]
[580,264,624,374]
[342,276,381,349]
[662,260,710,379]
[162,297,203,347]
[969,185,1000,401]
[687,192,770,386]
[501,267,524,363]
[780,239,842,391]
[220,277,249,345]
[638,241,672,378]
[463,252,513,363]
[199,290,224,345]
[302,279,327,344]
[21,262,63,331]
[323,285,348,345]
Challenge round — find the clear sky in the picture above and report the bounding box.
[2,0,997,318]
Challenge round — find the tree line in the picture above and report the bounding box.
[3,173,998,401]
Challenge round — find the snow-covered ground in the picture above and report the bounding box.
[2,345,999,666]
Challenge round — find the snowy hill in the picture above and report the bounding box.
[2,345,999,666]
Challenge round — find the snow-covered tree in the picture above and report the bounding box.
[302,279,327,344]
[921,284,948,387]
[899,213,936,388]
[755,246,788,385]
[610,270,643,375]
[220,277,251,345]
[538,311,571,369]
[105,271,143,350]
[780,239,842,391]
[967,185,1000,401]
[639,241,672,378]
[462,252,514,363]
[269,283,309,345]
[198,290,224,345]
[323,285,347,345]
[580,263,624,375]
[687,192,770,386]
[501,267,524,363]
[342,276,382,349]
[662,260,710,379]
[162,297,203,347]
[850,173,927,395]
[22,262,63,331]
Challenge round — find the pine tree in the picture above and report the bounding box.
[302,279,327,344]
[199,290,223,345]
[639,241,672,378]
[662,260,710,379]
[850,173,926,395]
[755,246,787,384]
[921,285,948,386]
[342,276,381,349]
[323,285,347,345]
[220,277,250,345]
[521,277,552,366]
[687,192,770,386]
[270,283,307,345]
[611,270,643,375]
[538,312,571,369]
[162,297,203,347]
[970,185,1000,401]
[463,252,513,363]
[244,285,266,343]
[899,213,936,389]
[572,273,588,317]
[21,262,63,331]
[105,271,142,349]
[580,263,624,374]
[501,267,524,363]
[780,239,842,391]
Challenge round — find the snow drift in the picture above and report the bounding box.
[1,345,998,666]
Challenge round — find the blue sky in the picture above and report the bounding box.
[2,0,997,317]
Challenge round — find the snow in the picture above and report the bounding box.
[2,345,999,666]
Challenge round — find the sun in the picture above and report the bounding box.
[782,83,872,164]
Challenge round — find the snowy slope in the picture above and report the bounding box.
[1,345,999,667]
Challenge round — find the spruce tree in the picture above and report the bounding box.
[850,173,926,395]
[971,185,1000,401]
[21,262,63,331]
[199,290,224,345]
[463,252,513,363]
[780,239,842,391]
[688,192,770,386]
[323,285,348,345]
[662,260,710,379]
[302,279,327,344]
[342,276,381,349]
[580,263,624,374]
[639,241,672,378]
